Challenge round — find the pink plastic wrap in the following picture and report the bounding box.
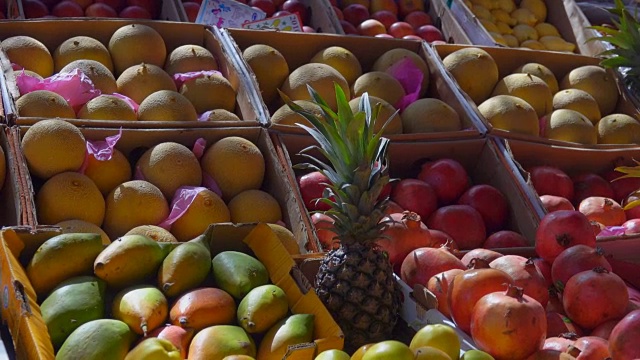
[192,138,207,160]
[16,68,101,112]
[158,186,209,230]
[111,93,139,113]
[79,128,123,173]
[173,70,223,89]
[386,57,424,112]
[597,226,626,237]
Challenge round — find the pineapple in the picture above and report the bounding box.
[281,84,400,351]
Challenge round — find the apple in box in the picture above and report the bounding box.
[298,171,332,211]
[416,25,444,43]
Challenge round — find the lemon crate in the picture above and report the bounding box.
[0,19,265,128]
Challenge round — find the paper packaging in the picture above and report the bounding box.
[4,0,187,21]
[218,28,486,140]
[11,125,321,255]
[273,132,541,254]
[0,223,343,360]
[493,135,640,241]
[0,19,263,128]
[433,43,640,149]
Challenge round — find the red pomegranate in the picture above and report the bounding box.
[417,158,470,205]
[457,184,508,233]
[490,255,549,307]
[578,196,626,226]
[390,179,438,221]
[571,336,611,360]
[622,218,640,234]
[572,172,615,206]
[525,349,575,360]
[608,309,640,360]
[543,333,579,353]
[448,267,514,334]
[400,246,465,288]
[298,171,332,211]
[427,229,458,249]
[546,312,584,338]
[601,168,640,204]
[535,210,597,263]
[377,212,436,274]
[311,213,338,251]
[589,319,620,340]
[460,248,503,267]
[471,285,547,360]
[550,245,612,292]
[426,268,464,319]
[540,195,575,213]
[622,189,640,219]
[483,230,529,248]
[563,267,629,329]
[529,166,575,200]
[546,287,566,315]
[532,257,554,287]
[427,205,486,250]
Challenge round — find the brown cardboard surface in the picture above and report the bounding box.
[14,125,316,254]
[0,222,344,360]
[430,0,472,45]
[0,125,27,226]
[563,0,612,57]
[274,133,540,247]
[222,28,486,139]
[433,43,640,149]
[0,19,264,127]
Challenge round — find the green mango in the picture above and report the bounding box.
[55,319,136,360]
[211,251,269,300]
[158,235,211,298]
[188,325,256,360]
[124,338,181,360]
[237,284,289,334]
[257,314,315,360]
[461,350,496,360]
[112,285,168,336]
[41,276,107,349]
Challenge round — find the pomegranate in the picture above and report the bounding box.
[526,349,576,360]
[546,312,584,338]
[571,336,611,360]
[563,267,629,329]
[448,267,514,333]
[608,309,640,360]
[427,229,459,249]
[622,189,640,219]
[547,288,566,315]
[23,0,49,17]
[589,319,620,340]
[628,285,640,308]
[490,255,549,307]
[622,218,640,234]
[426,268,464,319]
[535,210,597,263]
[483,230,529,248]
[52,0,84,16]
[540,195,575,213]
[457,184,508,233]
[543,333,579,353]
[377,212,435,274]
[400,246,465,288]
[590,221,605,236]
[601,168,640,204]
[427,205,486,250]
[311,213,338,251]
[85,3,118,16]
[572,172,615,205]
[460,248,503,267]
[578,196,626,226]
[417,158,470,205]
[529,166,575,200]
[384,200,405,215]
[532,257,554,287]
[471,285,547,360]
[298,171,332,211]
[119,5,152,18]
[390,179,438,221]
[550,245,612,292]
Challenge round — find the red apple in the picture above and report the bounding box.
[416,24,444,42]
[298,171,333,211]
[403,34,422,40]
[52,1,84,16]
[375,33,394,38]
[340,20,358,34]
[404,10,432,29]
[85,2,117,16]
[72,0,94,9]
[271,0,284,6]
[119,5,151,18]
[342,3,369,26]
[250,0,275,17]
[182,1,199,21]
[23,0,49,18]
[39,0,57,8]
[389,21,414,38]
[95,0,124,11]
[371,10,397,30]
[281,0,308,24]
[126,0,159,17]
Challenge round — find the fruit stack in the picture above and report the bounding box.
[435,44,640,146]
[221,28,485,137]
[18,0,185,20]
[0,223,343,358]
[12,122,318,255]
[0,20,262,127]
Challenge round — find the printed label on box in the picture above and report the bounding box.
[196,0,266,28]
[242,13,303,32]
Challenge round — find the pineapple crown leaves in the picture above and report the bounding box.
[279,83,396,244]
[588,0,640,70]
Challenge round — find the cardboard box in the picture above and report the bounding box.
[10,125,320,255]
[274,133,541,250]
[562,0,612,57]
[430,0,473,45]
[0,125,29,226]
[447,0,583,52]
[4,0,187,21]
[0,222,344,360]
[433,43,640,149]
[219,28,487,140]
[0,19,265,128]
[493,135,640,240]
